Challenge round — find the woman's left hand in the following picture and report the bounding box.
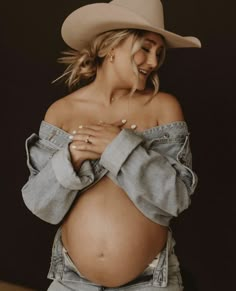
[71,120,126,155]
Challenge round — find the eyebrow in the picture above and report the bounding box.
[145,38,164,48]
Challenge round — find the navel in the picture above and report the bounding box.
[98,252,105,259]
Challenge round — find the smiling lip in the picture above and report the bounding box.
[139,73,147,78]
[139,71,148,78]
[139,68,151,77]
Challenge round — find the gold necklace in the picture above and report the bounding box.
[114,94,137,130]
[109,94,137,130]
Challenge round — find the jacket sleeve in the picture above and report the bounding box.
[21,133,95,224]
[99,128,198,226]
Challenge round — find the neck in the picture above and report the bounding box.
[88,66,132,106]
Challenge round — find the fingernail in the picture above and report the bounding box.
[78,125,83,129]
[122,119,127,124]
[71,145,77,149]
[72,130,77,134]
[69,135,74,140]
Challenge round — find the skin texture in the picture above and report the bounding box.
[44,32,184,287]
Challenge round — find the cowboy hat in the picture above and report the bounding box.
[61,0,201,50]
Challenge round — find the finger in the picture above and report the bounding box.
[71,134,94,143]
[76,127,99,136]
[70,140,88,148]
[70,141,95,150]
[71,146,99,156]
[111,119,127,127]
[70,146,101,160]
[72,142,96,152]
[96,119,127,128]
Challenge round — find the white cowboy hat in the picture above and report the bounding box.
[61,0,201,50]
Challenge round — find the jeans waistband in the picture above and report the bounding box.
[48,226,175,288]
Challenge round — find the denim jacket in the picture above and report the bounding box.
[22,120,198,226]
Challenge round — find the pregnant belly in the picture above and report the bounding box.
[61,176,168,287]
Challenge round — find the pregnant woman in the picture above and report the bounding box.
[22,0,201,290]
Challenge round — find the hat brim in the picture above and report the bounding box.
[61,3,201,50]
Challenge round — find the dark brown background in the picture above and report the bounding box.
[0,1,234,290]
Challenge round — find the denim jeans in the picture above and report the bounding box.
[47,227,183,291]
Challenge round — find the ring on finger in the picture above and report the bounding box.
[85,135,91,143]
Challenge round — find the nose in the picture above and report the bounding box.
[147,53,158,70]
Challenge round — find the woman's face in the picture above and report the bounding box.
[112,31,165,90]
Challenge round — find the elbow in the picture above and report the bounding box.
[21,185,63,225]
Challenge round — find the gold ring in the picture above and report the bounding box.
[85,135,90,143]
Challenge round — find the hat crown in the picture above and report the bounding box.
[61,0,201,50]
[110,0,164,29]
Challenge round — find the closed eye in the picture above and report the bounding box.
[142,47,150,53]
[142,47,162,59]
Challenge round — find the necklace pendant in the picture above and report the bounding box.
[130,124,137,130]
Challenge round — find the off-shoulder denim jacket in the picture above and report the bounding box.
[22,120,198,226]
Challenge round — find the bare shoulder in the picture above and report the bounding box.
[44,95,74,128]
[150,91,185,125]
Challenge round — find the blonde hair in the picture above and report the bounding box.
[53,29,166,96]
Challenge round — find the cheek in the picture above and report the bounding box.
[134,51,146,65]
[115,55,133,77]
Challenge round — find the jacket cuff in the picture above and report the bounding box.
[100,129,143,175]
[51,146,94,190]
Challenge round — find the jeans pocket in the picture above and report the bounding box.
[62,247,87,280]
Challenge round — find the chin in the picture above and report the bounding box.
[137,83,146,91]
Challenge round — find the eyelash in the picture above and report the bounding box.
[142,47,161,58]
[142,47,150,52]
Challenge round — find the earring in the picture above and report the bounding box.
[110,54,114,62]
[108,51,114,62]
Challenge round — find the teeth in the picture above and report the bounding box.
[139,69,148,75]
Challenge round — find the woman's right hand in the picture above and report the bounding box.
[69,139,100,171]
[68,119,126,171]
